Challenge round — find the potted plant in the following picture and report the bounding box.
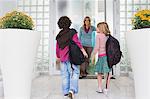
[126,9,150,99]
[132,9,150,29]
[0,11,40,99]
[0,11,34,30]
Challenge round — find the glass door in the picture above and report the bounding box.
[55,0,106,75]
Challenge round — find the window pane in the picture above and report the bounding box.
[127,12,133,18]
[120,0,125,4]
[120,25,126,31]
[37,20,43,25]
[44,20,49,25]
[120,19,125,24]
[44,6,49,12]
[141,5,148,9]
[127,0,132,4]
[36,26,43,31]
[38,0,43,5]
[134,6,140,11]
[31,6,36,12]
[24,7,30,12]
[44,0,49,5]
[120,12,125,17]
[44,13,49,18]
[141,0,148,4]
[127,19,132,25]
[24,0,30,5]
[127,25,132,31]
[37,13,43,18]
[120,5,125,11]
[30,13,36,18]
[37,6,43,12]
[31,0,37,5]
[18,7,23,11]
[127,5,132,11]
[18,0,23,5]
[134,0,140,4]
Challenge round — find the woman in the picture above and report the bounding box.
[56,16,88,99]
[79,16,96,78]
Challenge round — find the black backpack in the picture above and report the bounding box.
[106,35,122,68]
[69,29,85,65]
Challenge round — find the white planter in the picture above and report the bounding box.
[126,28,150,99]
[0,81,3,97]
[0,29,40,99]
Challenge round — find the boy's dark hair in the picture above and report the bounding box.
[57,16,72,29]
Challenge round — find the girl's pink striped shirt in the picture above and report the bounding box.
[93,33,108,57]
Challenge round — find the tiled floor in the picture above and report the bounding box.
[31,74,135,99]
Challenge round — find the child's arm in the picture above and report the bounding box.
[91,35,100,64]
[92,34,100,56]
[56,42,60,58]
[79,27,82,41]
[72,33,88,58]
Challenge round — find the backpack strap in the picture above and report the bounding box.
[106,72,110,89]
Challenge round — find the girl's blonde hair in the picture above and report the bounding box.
[83,16,91,27]
[97,22,110,36]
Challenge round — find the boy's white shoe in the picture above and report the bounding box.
[68,90,74,99]
[64,96,68,99]
[64,94,69,99]
[103,89,109,95]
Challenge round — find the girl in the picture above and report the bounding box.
[56,16,88,99]
[79,16,96,78]
[91,22,111,94]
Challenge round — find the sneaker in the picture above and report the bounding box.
[64,94,69,99]
[103,89,109,95]
[96,89,103,93]
[68,90,74,99]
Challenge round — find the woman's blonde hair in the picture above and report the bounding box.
[97,22,110,36]
[83,16,91,27]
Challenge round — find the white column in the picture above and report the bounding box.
[106,0,121,77]
[113,0,121,77]
[49,0,60,75]
[106,0,114,35]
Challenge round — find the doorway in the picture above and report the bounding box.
[55,0,106,75]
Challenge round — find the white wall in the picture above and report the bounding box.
[0,0,17,16]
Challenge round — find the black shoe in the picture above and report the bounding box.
[64,94,68,98]
[79,75,83,79]
[82,75,87,78]
[64,94,68,96]
[85,71,88,75]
